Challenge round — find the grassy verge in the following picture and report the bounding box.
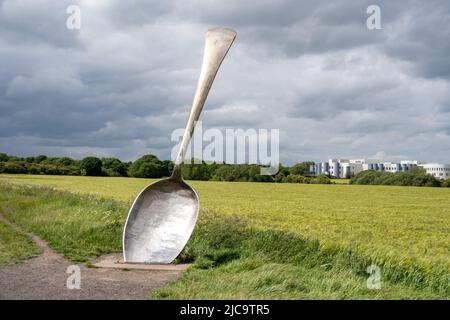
[0,183,124,262]
[0,219,40,265]
[0,182,447,299]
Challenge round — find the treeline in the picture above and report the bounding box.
[0,153,166,178]
[350,167,450,187]
[0,152,327,184]
[182,161,330,184]
[3,152,447,187]
[0,154,83,176]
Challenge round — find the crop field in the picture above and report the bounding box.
[0,174,449,299]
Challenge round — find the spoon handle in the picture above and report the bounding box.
[171,28,236,180]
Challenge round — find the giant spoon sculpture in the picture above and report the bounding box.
[123,28,236,263]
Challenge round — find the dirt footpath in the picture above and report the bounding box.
[0,215,183,300]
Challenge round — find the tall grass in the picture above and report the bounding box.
[0,183,124,262]
[0,219,40,265]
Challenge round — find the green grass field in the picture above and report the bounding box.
[0,174,449,299]
[331,178,350,184]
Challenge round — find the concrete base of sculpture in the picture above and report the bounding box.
[93,253,191,271]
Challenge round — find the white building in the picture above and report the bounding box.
[418,163,450,179]
[313,158,450,179]
[313,158,364,178]
[340,160,364,178]
[401,160,419,165]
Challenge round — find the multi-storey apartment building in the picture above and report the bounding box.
[311,158,449,179]
[418,163,450,179]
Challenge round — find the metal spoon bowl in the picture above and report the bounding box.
[123,28,236,263]
[123,179,198,263]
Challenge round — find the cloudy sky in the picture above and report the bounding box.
[1,0,449,165]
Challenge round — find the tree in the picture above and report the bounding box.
[101,157,127,177]
[182,160,212,180]
[442,178,450,188]
[277,164,290,176]
[212,165,234,181]
[312,174,331,184]
[57,157,77,166]
[290,162,314,175]
[282,174,308,183]
[80,157,103,176]
[134,162,163,178]
[128,154,164,178]
[161,160,174,177]
[350,167,441,187]
[273,172,285,183]
[0,153,8,162]
[35,155,47,163]
[0,162,27,174]
[7,156,22,162]
[248,165,273,182]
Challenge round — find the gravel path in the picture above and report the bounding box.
[0,215,183,300]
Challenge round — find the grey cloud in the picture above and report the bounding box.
[383,2,450,80]
[104,0,175,27]
[0,0,82,48]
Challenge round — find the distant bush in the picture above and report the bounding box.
[312,174,332,184]
[0,162,27,174]
[80,157,103,176]
[0,153,9,162]
[289,162,314,175]
[442,178,450,188]
[247,165,274,182]
[281,174,331,184]
[182,161,212,181]
[282,174,308,183]
[350,167,441,187]
[0,160,81,176]
[35,155,48,163]
[128,154,164,178]
[101,157,127,177]
[211,164,273,182]
[56,157,77,166]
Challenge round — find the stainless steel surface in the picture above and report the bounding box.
[123,27,236,263]
[171,27,237,179]
[123,179,199,263]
